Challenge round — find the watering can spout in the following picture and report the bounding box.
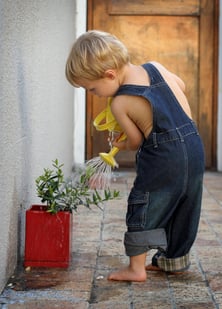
[99,133,127,168]
[99,147,120,168]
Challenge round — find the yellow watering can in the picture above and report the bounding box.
[93,97,127,168]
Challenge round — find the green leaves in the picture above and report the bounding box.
[35,159,120,214]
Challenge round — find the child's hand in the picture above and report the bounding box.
[112,133,127,150]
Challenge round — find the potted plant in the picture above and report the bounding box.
[24,159,119,268]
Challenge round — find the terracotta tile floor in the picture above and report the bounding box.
[0,170,222,308]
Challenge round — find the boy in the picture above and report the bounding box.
[66,30,205,282]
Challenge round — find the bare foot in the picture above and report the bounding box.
[145,264,162,272]
[108,266,147,282]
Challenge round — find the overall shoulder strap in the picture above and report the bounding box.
[142,62,165,84]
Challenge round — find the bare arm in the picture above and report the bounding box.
[110,96,144,151]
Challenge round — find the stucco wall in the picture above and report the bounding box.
[73,0,87,164]
[0,0,76,292]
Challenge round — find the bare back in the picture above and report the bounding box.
[152,62,192,119]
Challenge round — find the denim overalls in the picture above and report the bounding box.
[114,62,205,272]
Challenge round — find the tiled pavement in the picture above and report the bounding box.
[0,170,222,308]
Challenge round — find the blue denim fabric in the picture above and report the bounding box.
[114,63,205,267]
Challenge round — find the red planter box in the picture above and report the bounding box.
[24,205,72,268]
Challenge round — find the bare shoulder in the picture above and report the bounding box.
[149,62,192,118]
[111,94,147,113]
[111,95,127,112]
[150,61,186,91]
[149,61,173,76]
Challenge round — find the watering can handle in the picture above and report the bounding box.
[93,109,117,131]
[116,132,127,142]
[93,98,122,132]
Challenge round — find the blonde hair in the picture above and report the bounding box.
[65,30,130,86]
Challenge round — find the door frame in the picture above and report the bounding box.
[198,0,219,169]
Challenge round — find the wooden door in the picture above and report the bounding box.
[86,0,218,168]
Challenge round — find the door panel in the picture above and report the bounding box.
[87,0,218,168]
[108,0,200,15]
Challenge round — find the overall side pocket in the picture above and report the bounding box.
[126,190,149,231]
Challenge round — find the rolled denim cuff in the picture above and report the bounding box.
[124,228,167,256]
[157,253,191,272]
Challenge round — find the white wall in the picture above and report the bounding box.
[218,0,222,171]
[0,0,76,292]
[73,0,87,164]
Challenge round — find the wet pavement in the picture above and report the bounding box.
[0,170,222,308]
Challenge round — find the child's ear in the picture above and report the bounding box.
[104,69,116,80]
